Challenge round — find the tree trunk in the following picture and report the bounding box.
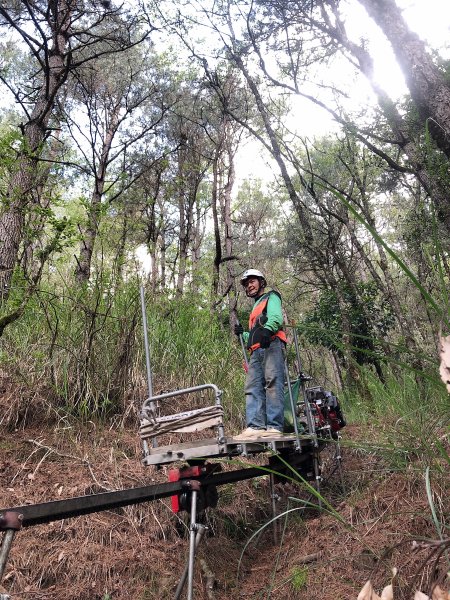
[176,183,188,296]
[222,138,238,329]
[75,103,120,284]
[191,191,205,286]
[75,188,102,284]
[115,211,129,283]
[176,146,202,296]
[359,0,450,159]
[330,350,344,391]
[322,7,450,233]
[211,147,222,299]
[160,226,167,290]
[149,250,157,292]
[0,0,72,301]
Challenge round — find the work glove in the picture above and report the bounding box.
[234,323,244,336]
[259,328,273,349]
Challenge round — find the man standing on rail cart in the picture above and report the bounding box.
[233,269,287,440]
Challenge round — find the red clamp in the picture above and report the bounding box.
[168,464,219,513]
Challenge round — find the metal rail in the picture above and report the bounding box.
[0,463,280,529]
[141,383,223,410]
[139,284,154,455]
[0,445,336,594]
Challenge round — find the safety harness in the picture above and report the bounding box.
[247,291,287,352]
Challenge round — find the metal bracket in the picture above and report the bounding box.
[0,512,23,532]
[0,511,24,583]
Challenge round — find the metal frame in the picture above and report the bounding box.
[0,460,306,593]
[140,383,226,462]
[141,434,315,466]
[174,518,206,600]
[290,327,323,501]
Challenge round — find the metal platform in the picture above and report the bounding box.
[142,433,315,466]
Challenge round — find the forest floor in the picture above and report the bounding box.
[0,392,448,599]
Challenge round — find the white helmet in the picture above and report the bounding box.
[240,269,266,286]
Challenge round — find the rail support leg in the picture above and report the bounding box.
[174,524,207,600]
[0,512,23,582]
[187,488,198,600]
[313,451,322,509]
[269,473,280,545]
[174,481,203,600]
[335,436,346,494]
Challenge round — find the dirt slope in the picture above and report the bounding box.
[0,422,448,600]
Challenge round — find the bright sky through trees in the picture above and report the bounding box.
[1,0,448,186]
[235,0,450,183]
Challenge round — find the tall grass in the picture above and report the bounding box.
[137,290,245,425]
[342,365,449,472]
[0,276,245,428]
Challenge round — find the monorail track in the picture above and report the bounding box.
[0,436,337,600]
[0,443,317,528]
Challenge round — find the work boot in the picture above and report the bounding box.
[233,427,265,441]
[260,428,284,437]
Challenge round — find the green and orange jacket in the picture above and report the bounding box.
[243,290,287,351]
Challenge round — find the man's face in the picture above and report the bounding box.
[244,276,262,297]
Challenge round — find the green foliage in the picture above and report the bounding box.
[290,565,308,591]
[301,281,395,366]
[343,366,449,472]
[141,291,245,421]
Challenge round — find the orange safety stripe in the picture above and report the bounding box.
[248,295,287,352]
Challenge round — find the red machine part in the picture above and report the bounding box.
[168,469,182,513]
[311,402,344,434]
[168,464,218,513]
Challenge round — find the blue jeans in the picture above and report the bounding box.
[244,337,285,431]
